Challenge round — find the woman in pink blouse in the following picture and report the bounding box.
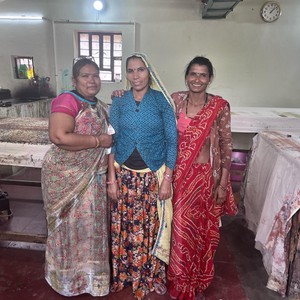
[41,57,112,297]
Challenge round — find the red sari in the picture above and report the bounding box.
[168,95,237,300]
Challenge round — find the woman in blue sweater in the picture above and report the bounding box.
[108,53,178,300]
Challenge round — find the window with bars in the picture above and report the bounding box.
[77,32,122,82]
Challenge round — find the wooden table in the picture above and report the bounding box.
[231,107,300,133]
[0,117,50,167]
[0,117,51,244]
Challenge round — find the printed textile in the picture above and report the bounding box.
[266,191,300,296]
[41,97,110,297]
[152,164,173,265]
[111,167,166,300]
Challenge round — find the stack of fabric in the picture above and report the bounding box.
[0,117,49,144]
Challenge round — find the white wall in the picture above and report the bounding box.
[0,0,299,107]
[0,19,55,97]
[53,21,135,102]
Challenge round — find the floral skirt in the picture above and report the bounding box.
[110,167,166,299]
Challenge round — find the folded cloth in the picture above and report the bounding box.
[152,164,173,265]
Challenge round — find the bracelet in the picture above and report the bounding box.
[107,180,117,185]
[163,172,173,183]
[94,136,100,148]
[219,184,227,192]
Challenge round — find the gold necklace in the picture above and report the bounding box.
[133,93,143,101]
[185,93,208,119]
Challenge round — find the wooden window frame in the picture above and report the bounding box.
[77,32,122,82]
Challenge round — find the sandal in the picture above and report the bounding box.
[153,282,167,295]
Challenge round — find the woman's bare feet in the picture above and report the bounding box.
[153,282,167,295]
[196,292,205,300]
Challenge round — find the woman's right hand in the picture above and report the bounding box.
[107,182,119,200]
[111,89,125,99]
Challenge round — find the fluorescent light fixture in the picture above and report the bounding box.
[202,0,242,19]
[93,0,104,11]
[0,15,43,20]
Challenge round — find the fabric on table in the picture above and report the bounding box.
[244,131,300,296]
[0,117,49,144]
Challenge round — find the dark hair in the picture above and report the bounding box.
[125,55,152,86]
[184,56,214,79]
[72,58,100,80]
[126,55,139,70]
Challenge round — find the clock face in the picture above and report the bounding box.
[261,1,281,23]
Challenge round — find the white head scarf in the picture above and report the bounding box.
[125,52,176,114]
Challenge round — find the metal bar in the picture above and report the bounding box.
[0,179,41,187]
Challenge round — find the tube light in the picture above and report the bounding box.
[0,16,43,20]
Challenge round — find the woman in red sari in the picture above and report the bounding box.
[167,56,238,300]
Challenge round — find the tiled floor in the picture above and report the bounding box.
[0,168,296,300]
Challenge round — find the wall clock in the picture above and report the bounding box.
[260,1,281,23]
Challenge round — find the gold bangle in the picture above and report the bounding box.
[94,136,100,148]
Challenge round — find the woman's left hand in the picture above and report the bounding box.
[98,134,113,148]
[107,181,119,200]
[159,180,172,200]
[214,185,227,205]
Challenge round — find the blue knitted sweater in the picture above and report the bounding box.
[110,88,178,171]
